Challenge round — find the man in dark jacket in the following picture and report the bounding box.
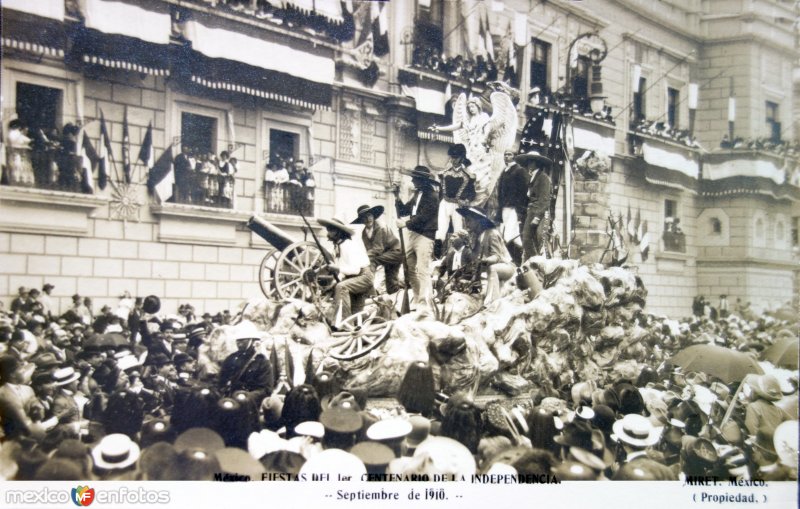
[219,336,272,397]
[352,204,403,294]
[518,150,552,261]
[496,149,530,265]
[395,166,440,309]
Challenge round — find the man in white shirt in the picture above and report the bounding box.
[319,218,374,322]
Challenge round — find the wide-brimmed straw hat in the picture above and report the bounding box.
[91,433,141,471]
[318,218,355,237]
[351,205,385,224]
[611,414,662,447]
[515,149,552,167]
[456,207,496,229]
[401,165,439,185]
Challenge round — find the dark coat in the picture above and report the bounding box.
[395,186,439,240]
[219,349,273,395]
[497,163,530,220]
[526,169,552,222]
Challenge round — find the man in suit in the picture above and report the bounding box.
[219,336,272,397]
[395,166,440,309]
[518,150,553,261]
[495,149,530,265]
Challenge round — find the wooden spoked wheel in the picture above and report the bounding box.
[274,241,327,301]
[329,310,393,361]
[258,248,280,299]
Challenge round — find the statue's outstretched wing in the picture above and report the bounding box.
[485,83,518,152]
[451,93,469,146]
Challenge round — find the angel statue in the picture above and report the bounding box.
[429,82,518,205]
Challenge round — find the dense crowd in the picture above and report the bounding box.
[0,280,796,482]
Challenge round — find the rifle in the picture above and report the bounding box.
[397,227,412,315]
[300,213,340,284]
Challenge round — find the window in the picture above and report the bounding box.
[766,101,780,143]
[16,83,62,135]
[530,39,551,94]
[180,112,217,157]
[710,217,722,235]
[571,55,591,111]
[268,128,300,167]
[776,220,785,242]
[755,218,765,240]
[667,87,680,128]
[665,199,677,222]
[632,77,647,124]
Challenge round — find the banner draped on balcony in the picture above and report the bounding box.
[68,0,172,76]
[1,7,66,59]
[704,155,786,185]
[700,175,800,203]
[176,19,334,109]
[2,0,64,20]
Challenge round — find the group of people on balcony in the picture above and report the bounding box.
[173,148,238,208]
[632,119,701,148]
[2,120,95,193]
[263,157,315,215]
[411,47,498,87]
[719,135,799,157]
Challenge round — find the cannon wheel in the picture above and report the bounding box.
[329,310,393,361]
[258,248,281,299]
[274,240,326,301]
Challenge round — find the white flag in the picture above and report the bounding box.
[632,64,642,93]
[728,97,736,122]
[688,83,698,110]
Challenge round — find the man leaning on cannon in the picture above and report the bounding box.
[351,204,403,295]
[319,218,375,321]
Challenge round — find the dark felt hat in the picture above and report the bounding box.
[515,148,552,167]
[351,205,385,224]
[402,165,439,185]
[457,206,496,229]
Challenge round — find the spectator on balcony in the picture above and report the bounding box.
[56,124,82,193]
[5,119,35,187]
[264,161,290,185]
[173,146,196,204]
[218,151,236,208]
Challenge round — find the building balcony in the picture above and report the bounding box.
[3,147,96,195]
[701,148,800,201]
[167,173,236,210]
[264,182,314,216]
[662,231,687,253]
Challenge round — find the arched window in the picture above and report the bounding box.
[755,218,765,239]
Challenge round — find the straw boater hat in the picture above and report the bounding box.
[91,433,141,471]
[351,205,385,224]
[456,206,496,230]
[318,217,355,237]
[611,414,662,447]
[515,148,553,168]
[52,367,80,386]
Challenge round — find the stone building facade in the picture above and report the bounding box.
[1,0,798,318]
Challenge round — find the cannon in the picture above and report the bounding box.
[246,215,392,360]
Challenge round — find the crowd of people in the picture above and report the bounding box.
[0,276,796,481]
[172,148,239,208]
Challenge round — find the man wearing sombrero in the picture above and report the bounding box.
[457,207,514,304]
[318,217,374,321]
[395,166,439,309]
[516,149,552,261]
[351,204,403,295]
[435,144,476,258]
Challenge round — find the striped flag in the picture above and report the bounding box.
[633,207,641,243]
[77,126,99,193]
[138,122,154,169]
[122,109,132,183]
[639,220,650,262]
[97,111,112,190]
[146,142,177,203]
[626,205,636,241]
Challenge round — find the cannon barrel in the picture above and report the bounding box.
[246,216,295,252]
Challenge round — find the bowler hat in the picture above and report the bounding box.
[351,205,385,224]
[142,295,161,314]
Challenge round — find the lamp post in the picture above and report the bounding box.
[559,32,608,245]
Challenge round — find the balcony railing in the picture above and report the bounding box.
[663,231,686,253]
[264,182,314,216]
[169,172,236,209]
[2,147,94,194]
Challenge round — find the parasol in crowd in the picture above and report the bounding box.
[761,336,799,370]
[670,344,764,384]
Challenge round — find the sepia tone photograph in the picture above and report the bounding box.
[0,0,797,504]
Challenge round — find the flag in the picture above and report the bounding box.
[727,96,736,122]
[444,82,452,110]
[632,64,642,93]
[138,122,154,169]
[122,109,131,183]
[97,111,112,190]
[226,110,236,152]
[77,126,99,193]
[146,143,176,203]
[639,220,650,262]
[501,21,517,84]
[626,205,636,241]
[633,207,641,243]
[478,1,494,62]
[372,1,389,57]
[688,83,698,110]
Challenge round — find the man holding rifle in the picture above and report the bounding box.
[318,218,374,320]
[394,166,439,310]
